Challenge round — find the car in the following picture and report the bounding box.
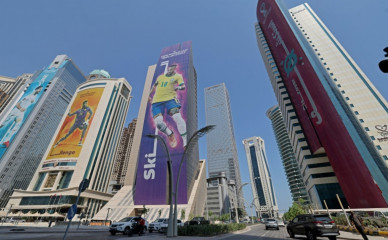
[159,219,184,233]
[277,220,285,227]
[265,218,279,230]
[286,214,339,240]
[148,218,167,233]
[188,217,210,225]
[109,216,148,235]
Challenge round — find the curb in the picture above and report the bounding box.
[338,225,388,237]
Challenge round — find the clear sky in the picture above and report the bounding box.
[1,0,387,213]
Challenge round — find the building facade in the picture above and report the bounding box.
[242,137,278,218]
[204,83,243,207]
[256,0,388,208]
[0,55,85,208]
[7,70,132,219]
[110,118,137,192]
[266,105,310,204]
[0,74,33,116]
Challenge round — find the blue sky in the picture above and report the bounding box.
[1,0,388,213]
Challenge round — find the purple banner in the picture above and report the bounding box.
[134,41,191,205]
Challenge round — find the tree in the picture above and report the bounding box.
[219,213,230,223]
[181,209,186,221]
[158,209,162,218]
[283,199,307,221]
[140,204,149,218]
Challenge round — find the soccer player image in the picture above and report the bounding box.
[54,100,92,148]
[149,64,187,148]
[0,86,43,148]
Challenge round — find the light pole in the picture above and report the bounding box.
[173,125,215,237]
[236,182,249,223]
[146,134,174,237]
[104,208,111,226]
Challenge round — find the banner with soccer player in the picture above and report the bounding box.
[46,87,104,160]
[0,62,67,159]
[134,41,192,205]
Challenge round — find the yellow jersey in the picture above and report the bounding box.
[152,73,184,103]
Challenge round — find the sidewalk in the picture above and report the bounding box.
[339,230,386,240]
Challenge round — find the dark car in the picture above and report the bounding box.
[188,217,210,225]
[287,214,339,240]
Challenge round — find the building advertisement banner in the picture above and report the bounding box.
[0,62,67,159]
[135,41,191,205]
[46,87,104,160]
[257,0,387,207]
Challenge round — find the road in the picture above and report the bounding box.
[0,223,364,240]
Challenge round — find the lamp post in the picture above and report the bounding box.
[104,208,111,226]
[236,182,249,223]
[172,125,215,237]
[145,134,174,237]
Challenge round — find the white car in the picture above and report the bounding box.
[148,218,168,233]
[277,220,285,227]
[159,219,184,233]
[109,216,148,235]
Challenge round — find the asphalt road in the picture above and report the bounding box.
[0,224,346,240]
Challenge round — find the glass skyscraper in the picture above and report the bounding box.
[0,55,85,208]
[205,83,243,207]
[242,136,278,218]
[266,105,310,204]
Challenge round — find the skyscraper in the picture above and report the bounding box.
[0,74,33,115]
[242,136,278,218]
[111,118,137,192]
[92,42,207,223]
[256,0,388,208]
[7,70,132,219]
[205,83,243,207]
[266,105,310,204]
[0,55,85,208]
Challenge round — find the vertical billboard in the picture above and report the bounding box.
[45,87,104,161]
[135,41,192,205]
[257,0,387,207]
[0,62,67,159]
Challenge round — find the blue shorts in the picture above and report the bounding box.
[152,99,181,117]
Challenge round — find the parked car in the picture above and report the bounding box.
[277,220,285,227]
[109,216,148,235]
[188,217,210,225]
[159,219,184,233]
[265,218,279,230]
[286,214,339,240]
[148,218,167,233]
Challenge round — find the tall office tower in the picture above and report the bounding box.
[0,55,85,208]
[111,118,137,191]
[266,105,310,204]
[205,83,243,207]
[8,70,132,219]
[0,74,32,115]
[256,0,388,208]
[242,137,278,218]
[93,42,206,223]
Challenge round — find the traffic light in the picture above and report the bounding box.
[378,47,388,73]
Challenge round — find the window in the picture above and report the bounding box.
[365,127,369,131]
[360,119,364,123]
[355,111,359,115]
[371,136,375,140]
[377,145,382,150]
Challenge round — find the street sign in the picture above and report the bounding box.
[79,179,89,192]
[67,204,77,220]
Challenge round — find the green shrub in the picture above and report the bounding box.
[178,223,246,236]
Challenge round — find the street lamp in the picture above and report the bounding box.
[104,208,111,226]
[173,125,215,237]
[237,182,249,223]
[145,134,174,237]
